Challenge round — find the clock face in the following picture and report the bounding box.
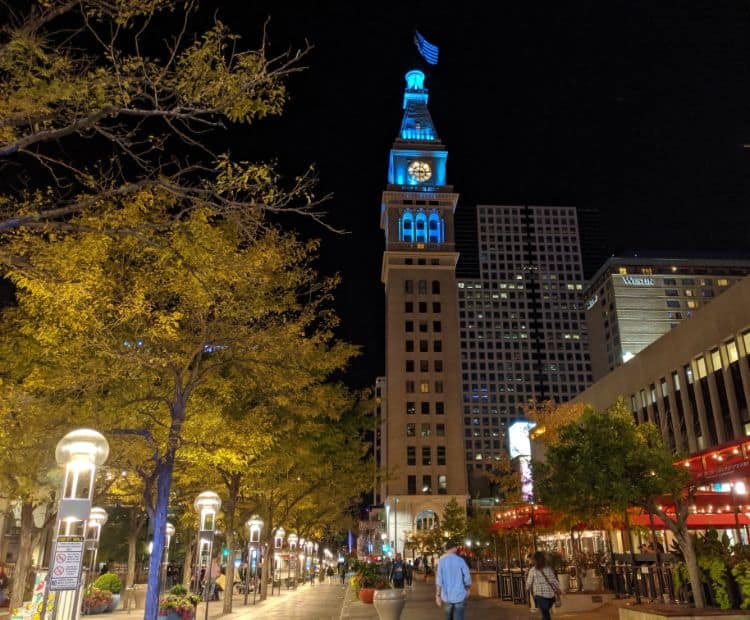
[407,160,432,183]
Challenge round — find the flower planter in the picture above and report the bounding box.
[107,593,121,611]
[83,603,110,615]
[373,589,406,620]
[358,587,375,604]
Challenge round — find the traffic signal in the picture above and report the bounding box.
[222,547,229,558]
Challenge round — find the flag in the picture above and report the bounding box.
[414,31,439,65]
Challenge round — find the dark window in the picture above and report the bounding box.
[434,340,442,352]
[437,446,446,465]
[432,302,441,313]
[419,301,428,313]
[405,280,413,294]
[407,475,417,495]
[436,402,445,414]
[419,321,428,333]
[666,300,680,308]
[422,447,431,465]
[406,401,415,415]
[421,402,430,415]
[405,381,415,393]
[435,381,444,393]
[432,281,441,294]
[419,340,429,352]
[433,321,442,332]
[407,447,416,466]
[405,340,414,352]
[405,321,414,332]
[422,475,432,494]
[418,280,428,294]
[434,360,443,372]
[420,360,429,372]
[406,360,414,372]
[405,302,414,313]
[436,423,446,436]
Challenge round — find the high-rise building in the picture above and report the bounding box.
[380,69,467,551]
[584,257,750,380]
[458,205,592,486]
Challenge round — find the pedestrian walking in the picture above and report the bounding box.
[526,551,562,620]
[390,553,405,588]
[340,561,348,585]
[435,540,471,620]
[405,560,413,587]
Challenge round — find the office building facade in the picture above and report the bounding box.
[585,257,750,380]
[574,275,750,453]
[458,205,592,481]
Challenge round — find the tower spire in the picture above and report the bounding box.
[398,70,440,143]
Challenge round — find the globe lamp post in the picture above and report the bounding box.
[193,491,221,620]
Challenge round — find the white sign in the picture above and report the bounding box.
[49,536,84,591]
[621,276,655,287]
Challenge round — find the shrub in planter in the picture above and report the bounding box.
[158,591,200,619]
[350,562,391,603]
[731,561,750,609]
[82,587,113,614]
[93,572,122,594]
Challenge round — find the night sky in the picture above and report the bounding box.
[15,2,750,387]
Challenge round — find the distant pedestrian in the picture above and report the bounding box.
[405,561,413,587]
[526,551,561,620]
[340,561,347,585]
[436,540,471,620]
[390,553,405,588]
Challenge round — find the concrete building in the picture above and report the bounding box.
[585,257,750,380]
[574,275,750,453]
[380,69,468,552]
[458,205,592,483]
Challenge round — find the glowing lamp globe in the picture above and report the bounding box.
[193,491,221,514]
[88,507,108,527]
[165,523,176,538]
[55,429,109,466]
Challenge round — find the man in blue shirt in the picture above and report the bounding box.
[435,540,471,620]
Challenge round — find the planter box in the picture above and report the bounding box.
[359,588,375,604]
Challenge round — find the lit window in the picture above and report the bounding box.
[420,381,430,393]
[718,278,729,286]
[743,331,750,355]
[406,423,416,437]
[696,356,707,379]
[711,349,722,372]
[421,423,431,437]
[618,267,628,275]
[726,340,739,364]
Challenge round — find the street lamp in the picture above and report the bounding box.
[244,516,263,605]
[272,528,285,595]
[287,534,298,588]
[41,429,109,620]
[161,523,175,592]
[193,491,221,620]
[86,507,108,583]
[393,496,400,556]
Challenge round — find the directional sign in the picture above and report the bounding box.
[49,536,85,591]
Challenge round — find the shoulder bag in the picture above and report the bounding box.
[540,567,562,607]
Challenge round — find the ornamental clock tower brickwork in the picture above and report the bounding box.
[380,70,467,551]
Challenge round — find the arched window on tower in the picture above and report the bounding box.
[400,210,414,242]
[415,211,427,243]
[415,510,438,531]
[428,211,444,243]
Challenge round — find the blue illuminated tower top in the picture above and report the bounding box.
[387,70,449,190]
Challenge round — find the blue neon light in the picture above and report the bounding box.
[398,209,444,244]
[405,70,425,90]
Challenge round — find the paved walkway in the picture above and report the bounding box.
[0,578,662,619]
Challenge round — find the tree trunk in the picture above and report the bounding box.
[259,509,273,601]
[126,507,145,589]
[144,455,176,620]
[222,527,235,614]
[677,527,705,608]
[10,502,35,612]
[182,533,196,590]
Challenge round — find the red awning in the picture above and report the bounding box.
[629,512,750,530]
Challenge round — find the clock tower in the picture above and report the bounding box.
[381,69,467,551]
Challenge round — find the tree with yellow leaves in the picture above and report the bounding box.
[1,190,356,617]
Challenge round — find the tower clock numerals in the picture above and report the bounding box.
[407,160,432,183]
